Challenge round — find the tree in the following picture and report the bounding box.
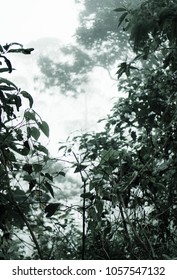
[0,43,78,259]
[62,0,177,259]
[37,0,133,96]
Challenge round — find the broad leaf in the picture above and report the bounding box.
[24,111,36,121]
[44,181,54,198]
[0,77,17,89]
[80,192,94,199]
[33,164,43,173]
[38,121,49,137]
[30,126,40,140]
[45,203,60,218]
[118,12,128,27]
[21,91,33,108]
[74,164,87,173]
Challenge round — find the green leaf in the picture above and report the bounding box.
[21,91,33,108]
[21,147,30,155]
[0,85,16,91]
[58,171,66,177]
[113,7,127,12]
[36,144,49,155]
[74,164,87,173]
[38,120,49,137]
[33,164,43,173]
[23,164,33,174]
[29,179,37,191]
[118,12,128,27]
[24,140,30,151]
[80,192,94,199]
[0,67,15,73]
[45,173,53,181]
[44,181,54,198]
[30,126,40,140]
[88,206,97,220]
[5,93,22,111]
[24,111,36,121]
[0,77,17,89]
[131,131,137,141]
[45,203,60,217]
[3,42,23,51]
[95,199,103,215]
[8,47,34,55]
[23,174,33,182]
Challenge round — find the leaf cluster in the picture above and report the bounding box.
[64,0,177,259]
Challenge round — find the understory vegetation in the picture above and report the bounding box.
[1,0,177,259]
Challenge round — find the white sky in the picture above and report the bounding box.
[1,0,118,156]
[1,0,78,44]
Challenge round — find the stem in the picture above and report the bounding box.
[4,167,43,259]
[72,151,86,260]
[119,193,150,256]
[82,179,86,260]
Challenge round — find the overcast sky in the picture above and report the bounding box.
[1,1,118,156]
[1,0,78,44]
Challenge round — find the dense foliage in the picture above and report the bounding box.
[62,0,177,259]
[0,43,80,259]
[2,0,177,260]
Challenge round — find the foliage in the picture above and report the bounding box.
[3,0,177,260]
[0,43,81,259]
[62,0,177,259]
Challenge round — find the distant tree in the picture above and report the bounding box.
[37,0,135,96]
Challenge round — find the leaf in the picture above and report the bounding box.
[29,179,37,191]
[45,181,54,198]
[80,192,94,199]
[3,42,23,51]
[88,206,97,220]
[24,111,36,121]
[21,142,30,156]
[15,96,22,111]
[95,199,103,215]
[74,164,87,173]
[21,91,33,108]
[58,171,65,177]
[5,93,21,111]
[45,203,60,217]
[23,164,33,174]
[24,140,30,151]
[23,174,33,182]
[0,67,15,73]
[21,48,34,55]
[30,126,40,140]
[0,77,17,89]
[118,12,128,27]
[33,164,43,173]
[116,62,127,78]
[8,47,34,55]
[45,173,53,181]
[113,7,127,12]
[0,85,16,91]
[0,55,13,73]
[131,131,137,141]
[36,144,49,155]
[38,120,49,137]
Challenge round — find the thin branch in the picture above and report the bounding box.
[72,151,86,260]
[4,166,43,260]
